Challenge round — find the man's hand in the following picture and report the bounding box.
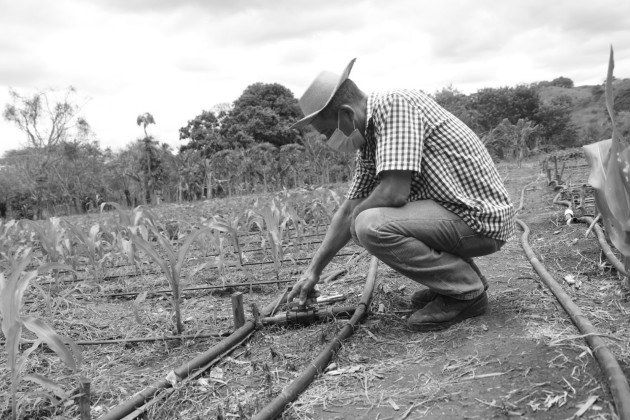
[286,270,321,306]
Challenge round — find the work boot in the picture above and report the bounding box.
[409,289,438,309]
[407,292,488,332]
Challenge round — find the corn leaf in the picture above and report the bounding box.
[150,226,176,270]
[175,227,212,276]
[15,340,43,380]
[101,201,132,226]
[0,250,36,373]
[37,263,73,276]
[129,234,173,284]
[23,373,70,400]
[22,316,80,371]
[583,46,630,273]
[118,235,136,264]
[183,259,217,284]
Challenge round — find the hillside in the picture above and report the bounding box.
[538,78,630,143]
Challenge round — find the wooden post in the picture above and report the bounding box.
[79,377,91,420]
[231,292,245,329]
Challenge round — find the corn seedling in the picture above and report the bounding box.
[305,187,341,231]
[130,225,213,334]
[0,219,20,270]
[0,248,81,420]
[203,226,227,285]
[24,218,67,284]
[280,198,305,254]
[65,222,112,283]
[206,214,244,266]
[248,198,287,281]
[102,202,154,269]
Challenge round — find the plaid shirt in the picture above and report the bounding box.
[347,89,515,242]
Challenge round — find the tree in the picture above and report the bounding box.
[3,86,90,218]
[179,110,225,156]
[551,76,574,88]
[470,85,541,133]
[248,142,278,192]
[535,95,578,148]
[136,112,157,204]
[51,140,107,213]
[278,143,306,188]
[104,145,142,207]
[220,83,302,148]
[488,118,539,163]
[433,85,480,132]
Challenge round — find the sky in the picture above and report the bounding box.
[1,0,629,158]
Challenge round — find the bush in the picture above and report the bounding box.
[551,77,574,88]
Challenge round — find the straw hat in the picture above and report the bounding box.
[291,58,356,129]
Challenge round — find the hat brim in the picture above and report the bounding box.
[291,58,356,130]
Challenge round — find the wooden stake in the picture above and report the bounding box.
[79,377,91,420]
[231,292,245,329]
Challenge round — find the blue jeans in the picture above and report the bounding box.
[354,200,505,300]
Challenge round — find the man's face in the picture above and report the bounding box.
[311,111,354,140]
[311,114,337,140]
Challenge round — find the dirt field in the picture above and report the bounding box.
[2,154,629,420]
[299,157,630,420]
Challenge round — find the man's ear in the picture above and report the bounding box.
[339,104,355,120]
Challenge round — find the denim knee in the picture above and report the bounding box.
[355,209,381,250]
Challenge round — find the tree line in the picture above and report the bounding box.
[0,76,615,219]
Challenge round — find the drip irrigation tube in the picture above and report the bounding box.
[548,181,626,277]
[252,256,378,420]
[42,251,359,286]
[577,216,628,276]
[96,268,347,300]
[516,219,630,420]
[97,293,285,420]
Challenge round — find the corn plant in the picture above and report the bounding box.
[0,248,80,420]
[65,222,112,283]
[130,225,213,334]
[278,195,305,254]
[0,219,20,270]
[24,218,68,283]
[101,202,154,268]
[206,214,244,266]
[248,198,287,280]
[203,226,227,285]
[583,47,630,273]
[304,187,342,231]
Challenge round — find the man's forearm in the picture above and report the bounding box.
[352,171,412,219]
[306,199,359,274]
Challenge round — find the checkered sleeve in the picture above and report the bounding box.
[375,95,423,174]
[346,147,378,199]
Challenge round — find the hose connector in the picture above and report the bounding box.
[564,208,574,225]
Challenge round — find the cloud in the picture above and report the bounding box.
[1,0,630,159]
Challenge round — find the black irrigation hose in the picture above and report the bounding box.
[101,268,347,300]
[516,179,630,419]
[97,294,285,420]
[100,278,296,299]
[4,332,229,348]
[252,256,379,420]
[41,251,359,286]
[577,216,628,277]
[516,218,630,420]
